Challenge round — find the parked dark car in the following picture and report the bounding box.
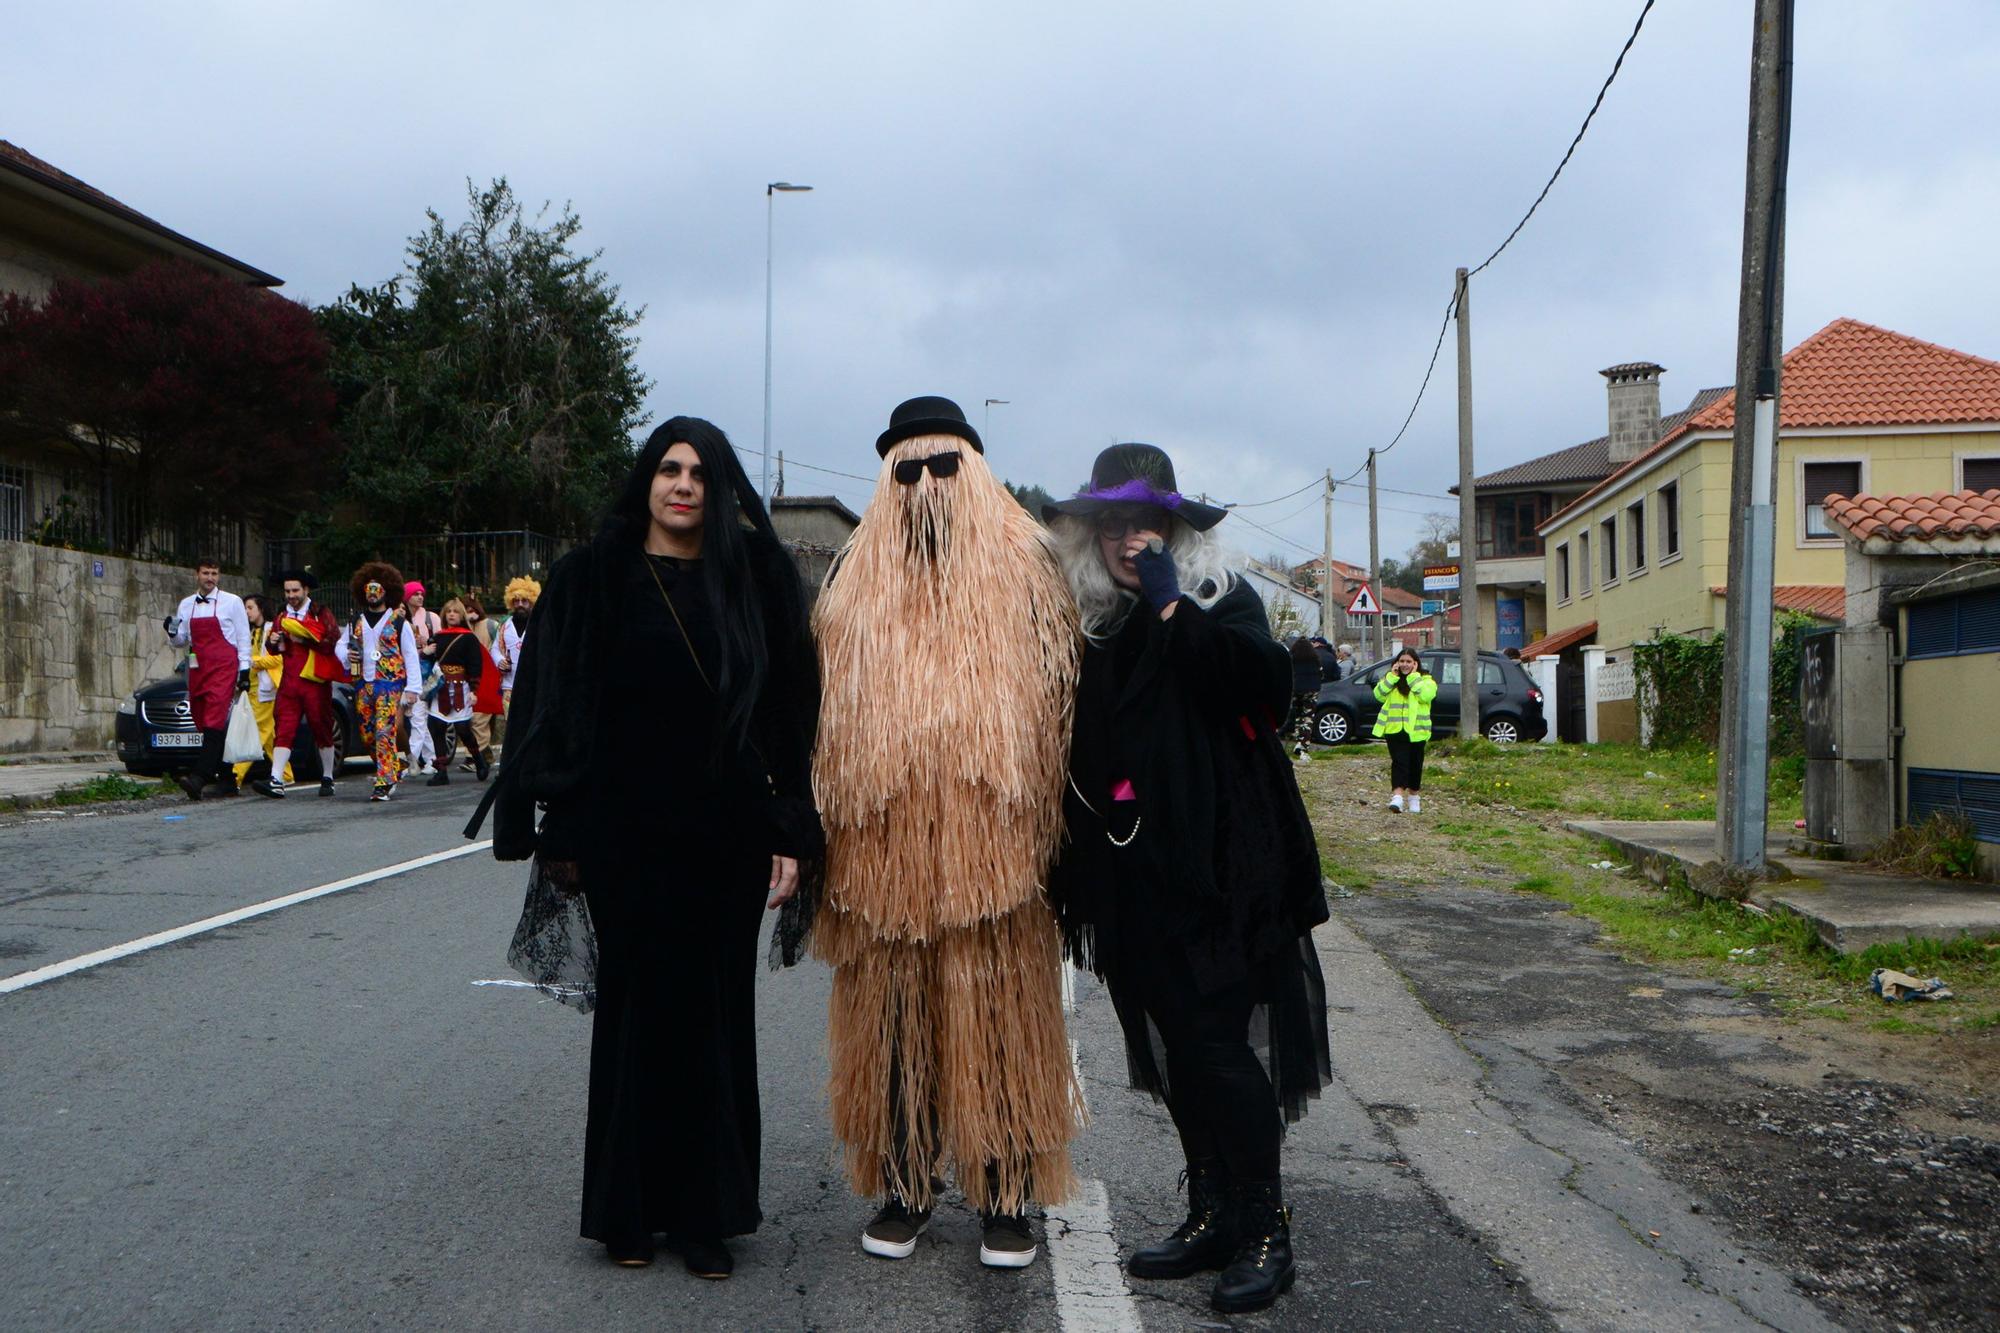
[116,665,357,778]
[1310,649,1547,746]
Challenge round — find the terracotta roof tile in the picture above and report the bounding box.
[1519,621,1597,658]
[1543,319,2000,532]
[1823,489,2000,541]
[1709,584,1847,621]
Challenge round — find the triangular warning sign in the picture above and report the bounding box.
[1346,583,1380,616]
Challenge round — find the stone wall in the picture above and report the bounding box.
[0,541,257,753]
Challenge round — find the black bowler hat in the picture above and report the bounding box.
[1043,443,1228,531]
[876,395,983,457]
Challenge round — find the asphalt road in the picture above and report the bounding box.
[1,784,1826,1331]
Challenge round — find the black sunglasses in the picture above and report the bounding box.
[893,451,962,485]
[1094,506,1172,541]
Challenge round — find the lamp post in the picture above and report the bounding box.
[983,398,1009,440]
[763,181,814,499]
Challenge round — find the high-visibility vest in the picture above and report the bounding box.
[1372,670,1437,741]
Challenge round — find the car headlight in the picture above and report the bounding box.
[117,697,137,715]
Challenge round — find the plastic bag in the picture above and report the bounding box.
[222,693,265,764]
[506,859,598,1012]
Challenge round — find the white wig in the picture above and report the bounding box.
[1051,513,1239,642]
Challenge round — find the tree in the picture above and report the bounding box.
[1410,511,1459,568]
[316,179,650,537]
[1003,480,1056,523]
[0,260,335,547]
[1377,556,1424,597]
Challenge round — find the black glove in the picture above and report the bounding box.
[236,669,252,694]
[162,617,175,636]
[1133,541,1182,612]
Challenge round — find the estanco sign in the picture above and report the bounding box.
[1422,563,1461,592]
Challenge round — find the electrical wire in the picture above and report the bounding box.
[1225,476,1324,509]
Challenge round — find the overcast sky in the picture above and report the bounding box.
[12,1,1998,565]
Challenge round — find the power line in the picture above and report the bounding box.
[1468,0,1657,280]
[1354,0,1657,477]
[1226,476,1323,509]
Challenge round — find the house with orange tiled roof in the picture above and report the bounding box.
[1534,319,2000,740]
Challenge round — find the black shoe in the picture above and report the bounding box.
[681,1237,733,1279]
[860,1196,932,1260]
[176,772,204,801]
[604,1238,653,1268]
[319,778,336,798]
[249,777,280,798]
[978,1210,1039,1269]
[426,770,450,787]
[474,752,491,782]
[1127,1159,1232,1279]
[1210,1180,1295,1314]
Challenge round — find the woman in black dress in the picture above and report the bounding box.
[1045,443,1331,1317]
[473,417,821,1277]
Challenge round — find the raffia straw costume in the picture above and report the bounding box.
[813,398,1083,1216]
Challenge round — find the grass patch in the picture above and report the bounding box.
[6,772,176,812]
[1404,737,1802,825]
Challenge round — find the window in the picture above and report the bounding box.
[1555,542,1571,602]
[1802,460,1862,540]
[1478,659,1504,686]
[1962,455,2000,493]
[1659,479,1680,557]
[1476,493,1550,558]
[1907,770,2000,844]
[1601,515,1619,583]
[1578,530,1592,595]
[0,463,25,544]
[1627,499,1647,573]
[1906,587,2000,658]
[1430,656,1458,684]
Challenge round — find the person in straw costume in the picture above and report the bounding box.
[812,395,1083,1270]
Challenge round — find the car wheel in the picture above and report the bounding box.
[1315,708,1353,745]
[1483,715,1522,744]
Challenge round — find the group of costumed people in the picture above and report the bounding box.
[473,397,1329,1317]
[165,562,526,801]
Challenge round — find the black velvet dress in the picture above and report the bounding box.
[568,554,775,1246]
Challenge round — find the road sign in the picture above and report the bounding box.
[1421,599,1445,616]
[1422,563,1461,592]
[1346,584,1380,616]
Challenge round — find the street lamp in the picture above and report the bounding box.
[763,181,814,500]
[983,398,1009,439]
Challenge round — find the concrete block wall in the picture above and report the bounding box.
[0,541,256,753]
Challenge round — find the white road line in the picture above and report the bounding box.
[0,841,493,995]
[1047,1178,1144,1333]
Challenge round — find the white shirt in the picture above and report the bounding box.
[171,589,252,671]
[499,619,528,691]
[334,611,422,693]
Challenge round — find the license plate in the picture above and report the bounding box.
[151,733,202,748]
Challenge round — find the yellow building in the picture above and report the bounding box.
[1538,318,2000,659]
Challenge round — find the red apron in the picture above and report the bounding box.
[188,612,237,732]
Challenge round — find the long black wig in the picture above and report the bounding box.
[601,416,810,755]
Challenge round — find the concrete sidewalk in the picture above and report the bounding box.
[0,752,127,801]
[1568,818,2000,951]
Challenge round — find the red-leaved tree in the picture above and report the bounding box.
[0,260,337,548]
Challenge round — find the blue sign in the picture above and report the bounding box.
[1421,599,1445,616]
[92,560,105,578]
[1496,597,1526,651]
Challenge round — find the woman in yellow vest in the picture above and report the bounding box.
[1371,647,1436,813]
[234,595,293,787]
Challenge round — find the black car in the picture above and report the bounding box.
[116,665,358,778]
[1310,650,1548,746]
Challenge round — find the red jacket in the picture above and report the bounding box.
[275,603,347,685]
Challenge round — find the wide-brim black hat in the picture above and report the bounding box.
[876,395,983,457]
[1043,442,1227,531]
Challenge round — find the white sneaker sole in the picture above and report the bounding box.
[979,1242,1038,1269]
[861,1219,927,1259]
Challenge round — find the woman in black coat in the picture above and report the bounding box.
[468,417,821,1277]
[1045,444,1330,1317]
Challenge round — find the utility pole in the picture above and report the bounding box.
[1367,449,1382,661]
[1455,267,1481,737]
[776,450,785,498]
[1718,0,1794,868]
[1321,470,1335,639]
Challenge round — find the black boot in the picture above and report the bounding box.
[1209,1179,1294,1314]
[474,749,491,782]
[1127,1159,1232,1279]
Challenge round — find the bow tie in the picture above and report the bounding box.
[195,595,211,604]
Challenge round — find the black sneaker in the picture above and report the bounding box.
[426,770,450,787]
[370,784,392,802]
[319,778,336,798]
[252,777,284,799]
[860,1197,932,1260]
[176,772,204,801]
[979,1212,1039,1269]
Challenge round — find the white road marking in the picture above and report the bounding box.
[1046,1178,1144,1333]
[0,841,494,995]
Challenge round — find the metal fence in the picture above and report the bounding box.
[263,530,573,621]
[0,459,248,568]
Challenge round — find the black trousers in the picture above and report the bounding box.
[1112,931,1281,1183]
[1386,732,1426,790]
[195,728,233,788]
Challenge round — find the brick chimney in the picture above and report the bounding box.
[1601,362,1664,465]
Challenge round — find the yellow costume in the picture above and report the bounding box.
[234,632,293,785]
